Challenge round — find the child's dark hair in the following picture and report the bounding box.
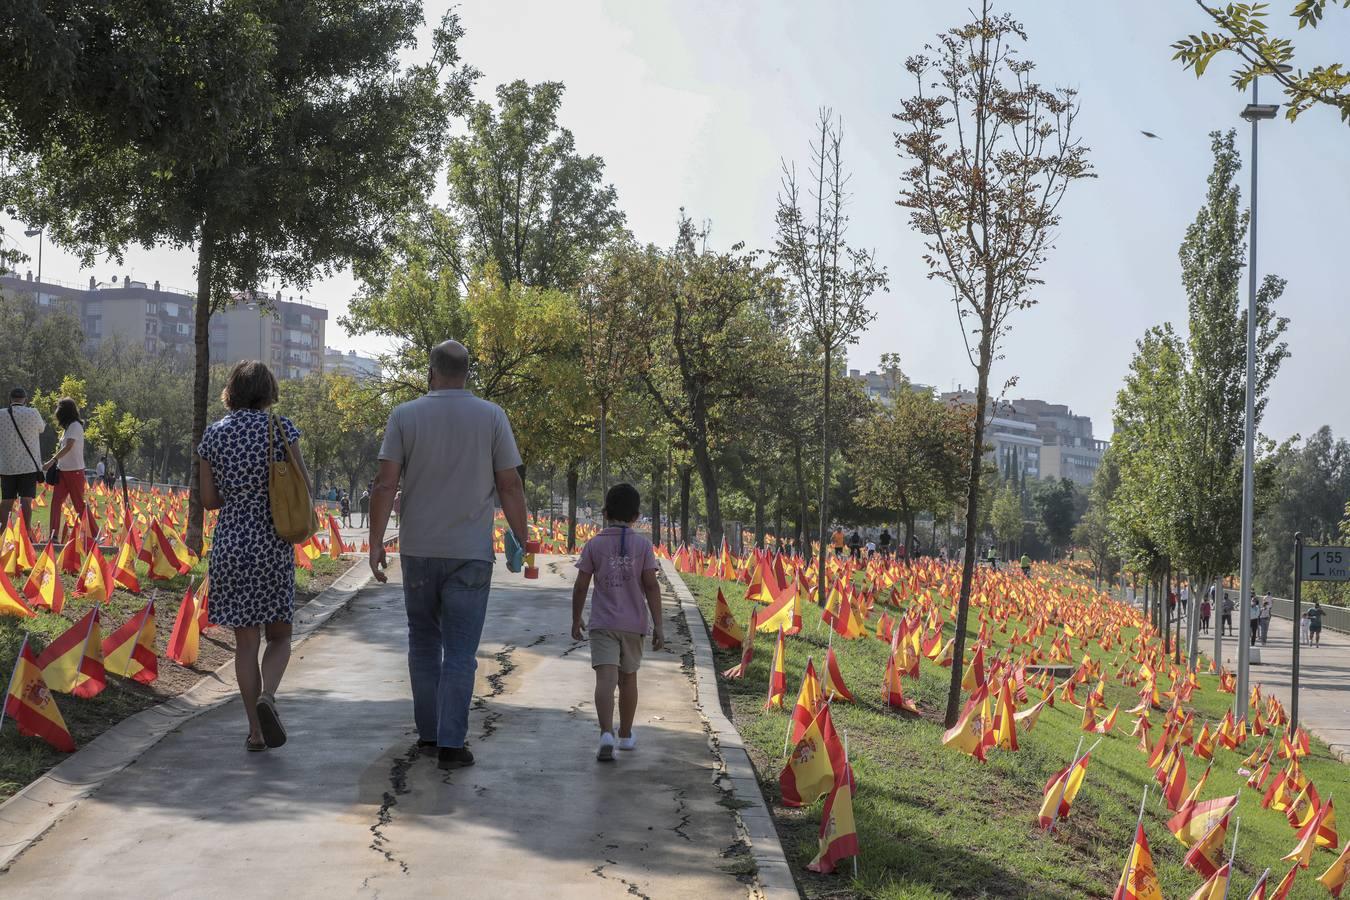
[603,483,641,523]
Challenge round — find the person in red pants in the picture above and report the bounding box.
[45,397,87,544]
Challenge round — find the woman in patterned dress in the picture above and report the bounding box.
[198,361,313,752]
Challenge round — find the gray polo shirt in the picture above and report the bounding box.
[377,389,522,560]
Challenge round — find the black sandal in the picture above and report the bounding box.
[256,693,287,748]
[246,736,268,752]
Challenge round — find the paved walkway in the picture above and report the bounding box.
[1,557,752,899]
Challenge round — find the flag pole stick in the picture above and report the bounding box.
[0,634,28,736]
[785,655,814,757]
[1121,785,1148,895]
[1245,868,1270,900]
[844,728,858,880]
[1221,816,1241,900]
[1048,734,1085,836]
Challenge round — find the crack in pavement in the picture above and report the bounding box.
[560,640,587,658]
[368,743,419,874]
[526,633,548,648]
[486,644,517,696]
[671,788,692,842]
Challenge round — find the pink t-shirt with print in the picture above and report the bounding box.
[576,526,657,635]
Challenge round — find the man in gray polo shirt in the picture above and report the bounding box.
[369,340,528,770]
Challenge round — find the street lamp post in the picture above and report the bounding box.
[1234,70,1285,722]
[23,226,43,283]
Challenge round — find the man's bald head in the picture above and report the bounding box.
[429,340,469,387]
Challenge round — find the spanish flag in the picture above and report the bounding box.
[780,704,846,808]
[883,651,919,714]
[1168,795,1237,849]
[1162,750,1188,812]
[1317,840,1350,898]
[22,542,64,614]
[1113,823,1164,900]
[711,589,745,649]
[37,606,106,698]
[0,568,36,618]
[166,580,202,666]
[721,609,756,679]
[1283,800,1329,868]
[756,583,794,634]
[73,546,114,603]
[941,685,989,762]
[196,575,214,632]
[1,638,76,752]
[327,514,343,560]
[1185,863,1229,900]
[1183,812,1230,879]
[58,531,84,574]
[804,774,859,875]
[142,519,189,578]
[1037,753,1092,828]
[789,659,824,745]
[1260,863,1299,899]
[764,628,786,710]
[824,647,854,703]
[112,534,142,593]
[102,601,158,684]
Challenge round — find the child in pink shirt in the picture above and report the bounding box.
[571,483,664,761]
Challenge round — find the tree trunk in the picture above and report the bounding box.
[692,440,722,551]
[815,344,833,609]
[186,228,214,555]
[678,465,691,546]
[566,465,579,552]
[650,464,662,548]
[944,334,992,729]
[773,491,783,551]
[753,476,766,549]
[793,438,808,549]
[598,397,608,495]
[900,500,914,554]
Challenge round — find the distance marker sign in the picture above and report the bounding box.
[1301,545,1350,582]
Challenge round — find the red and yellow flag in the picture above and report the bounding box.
[73,546,114,603]
[0,568,36,618]
[1037,753,1092,828]
[112,534,142,593]
[1168,795,1237,849]
[764,628,786,710]
[166,580,202,666]
[1283,800,1329,868]
[941,685,989,762]
[710,589,745,649]
[780,704,846,808]
[789,659,824,746]
[1318,840,1350,898]
[2,638,76,752]
[721,609,756,679]
[22,542,64,614]
[102,601,158,684]
[1185,863,1229,900]
[804,774,859,875]
[883,650,920,714]
[1183,812,1230,879]
[36,606,106,698]
[1113,823,1164,900]
[824,647,854,703]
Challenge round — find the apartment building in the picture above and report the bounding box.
[941,389,1107,486]
[1,272,326,378]
[324,347,380,380]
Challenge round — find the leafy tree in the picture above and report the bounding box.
[894,2,1094,726]
[774,108,888,605]
[991,483,1023,558]
[2,4,477,552]
[1173,1,1350,123]
[1034,477,1079,557]
[1254,427,1350,594]
[279,374,347,497]
[851,387,970,551]
[444,80,625,291]
[635,217,785,549]
[0,292,85,404]
[88,401,146,510]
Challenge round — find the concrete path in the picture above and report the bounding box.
[1213,612,1350,761]
[0,557,756,899]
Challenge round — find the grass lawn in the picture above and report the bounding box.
[679,567,1350,900]
[1,551,346,802]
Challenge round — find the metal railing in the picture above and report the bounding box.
[1264,595,1350,634]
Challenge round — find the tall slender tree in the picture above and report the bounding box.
[895,2,1094,726]
[774,108,888,607]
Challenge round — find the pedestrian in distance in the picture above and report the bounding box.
[831,526,846,558]
[1221,592,1234,636]
[45,397,87,545]
[1248,594,1260,646]
[1199,595,1211,634]
[368,339,528,771]
[571,483,665,762]
[1307,600,1325,648]
[95,455,106,486]
[1300,607,1312,646]
[359,488,370,528]
[878,528,892,558]
[0,386,46,535]
[848,530,863,562]
[865,537,876,559]
[339,490,351,528]
[1020,553,1031,577]
[1259,593,1273,645]
[197,361,313,752]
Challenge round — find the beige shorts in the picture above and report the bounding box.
[590,629,645,673]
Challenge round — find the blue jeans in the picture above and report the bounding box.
[401,556,494,748]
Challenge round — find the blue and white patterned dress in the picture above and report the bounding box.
[196,409,302,628]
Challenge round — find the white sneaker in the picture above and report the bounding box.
[618,732,637,752]
[597,731,616,761]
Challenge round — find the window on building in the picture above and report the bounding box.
[145,337,157,353]
[300,314,311,326]
[146,302,158,314]
[163,302,179,318]
[145,319,157,334]
[176,323,190,336]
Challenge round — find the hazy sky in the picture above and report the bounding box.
[11,1,1349,441]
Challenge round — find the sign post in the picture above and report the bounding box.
[1291,539,1350,733]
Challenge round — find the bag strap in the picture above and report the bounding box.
[8,406,42,471]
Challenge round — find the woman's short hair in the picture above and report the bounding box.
[221,360,279,411]
[54,397,81,428]
[603,482,641,523]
